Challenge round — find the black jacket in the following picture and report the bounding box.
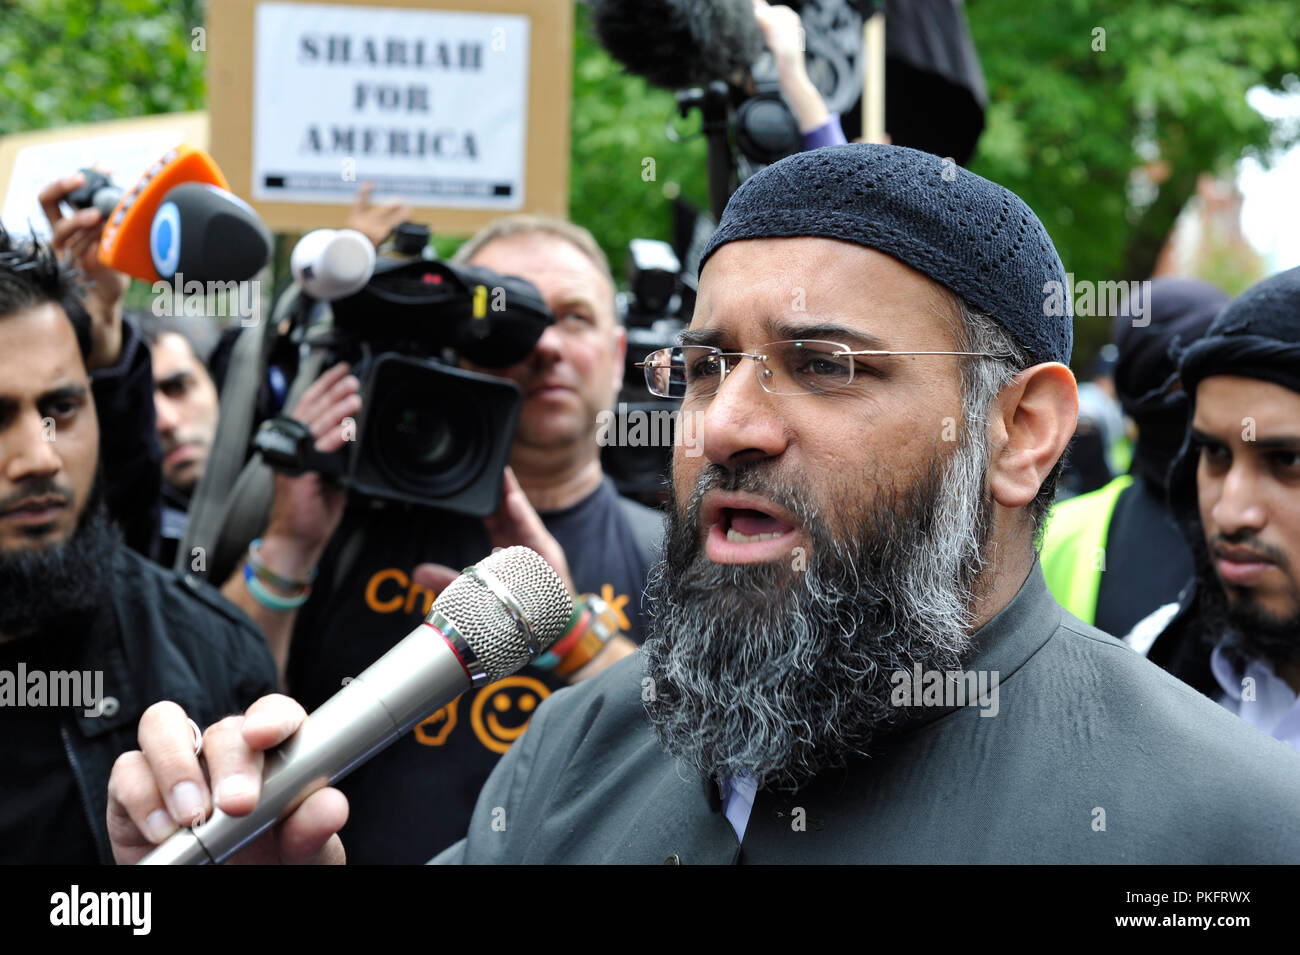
[62,544,278,863]
[91,317,163,561]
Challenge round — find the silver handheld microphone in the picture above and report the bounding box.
[138,546,571,865]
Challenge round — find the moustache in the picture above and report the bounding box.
[683,462,820,527]
[1210,532,1290,571]
[0,477,74,515]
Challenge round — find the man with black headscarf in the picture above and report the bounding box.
[1041,277,1228,636]
[0,226,277,863]
[1135,266,1300,750]
[108,145,1300,864]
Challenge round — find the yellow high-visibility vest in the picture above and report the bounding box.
[1040,475,1134,625]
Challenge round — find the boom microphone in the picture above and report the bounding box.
[290,228,376,300]
[589,0,765,89]
[138,546,572,865]
[149,182,273,283]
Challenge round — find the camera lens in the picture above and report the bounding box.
[393,407,454,468]
[368,369,488,500]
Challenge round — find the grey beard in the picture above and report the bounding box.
[641,428,996,792]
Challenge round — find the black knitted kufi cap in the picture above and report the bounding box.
[699,143,1073,366]
[1177,265,1300,400]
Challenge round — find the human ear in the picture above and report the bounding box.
[985,362,1078,509]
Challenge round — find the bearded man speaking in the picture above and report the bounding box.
[108,145,1300,864]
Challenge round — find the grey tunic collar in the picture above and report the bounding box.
[888,560,1062,735]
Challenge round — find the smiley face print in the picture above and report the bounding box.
[470,676,551,754]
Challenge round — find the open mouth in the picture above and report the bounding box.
[723,507,796,543]
[702,493,801,564]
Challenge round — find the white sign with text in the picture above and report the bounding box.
[251,2,530,208]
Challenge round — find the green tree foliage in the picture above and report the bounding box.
[567,2,709,276]
[0,0,206,134]
[967,0,1300,358]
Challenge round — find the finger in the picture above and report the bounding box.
[49,209,100,253]
[65,224,103,266]
[483,468,576,593]
[308,392,362,447]
[354,181,374,210]
[492,466,526,520]
[291,362,351,419]
[485,467,546,541]
[304,373,361,427]
[202,715,266,818]
[37,173,85,227]
[277,787,349,864]
[412,562,458,593]
[312,398,363,453]
[137,700,210,827]
[240,693,309,751]
[107,750,179,855]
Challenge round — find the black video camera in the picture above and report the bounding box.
[255,227,552,517]
[601,239,692,505]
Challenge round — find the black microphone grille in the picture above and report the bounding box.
[433,546,573,682]
[589,0,765,89]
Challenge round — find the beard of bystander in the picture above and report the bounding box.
[1194,534,1300,678]
[0,474,118,642]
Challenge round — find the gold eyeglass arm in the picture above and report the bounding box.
[637,349,1000,366]
[830,349,1002,359]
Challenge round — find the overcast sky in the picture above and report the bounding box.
[1239,85,1300,273]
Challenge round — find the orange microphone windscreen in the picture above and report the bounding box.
[98,144,229,283]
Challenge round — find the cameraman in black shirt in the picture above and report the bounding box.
[216,215,661,863]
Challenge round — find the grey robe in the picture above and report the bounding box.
[431,565,1300,863]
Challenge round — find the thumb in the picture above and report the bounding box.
[412,562,458,594]
[484,467,546,545]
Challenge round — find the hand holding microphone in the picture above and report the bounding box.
[38,170,132,369]
[107,546,572,865]
[107,695,350,866]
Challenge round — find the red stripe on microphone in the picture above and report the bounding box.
[425,621,473,679]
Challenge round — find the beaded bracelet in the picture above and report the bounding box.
[551,594,619,679]
[247,537,317,593]
[244,561,312,611]
[534,598,589,671]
